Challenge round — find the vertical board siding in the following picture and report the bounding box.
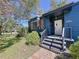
[31,22,33,30]
[64,4,79,40]
[37,20,40,27]
[44,17,51,35]
[37,18,45,31]
[40,19,44,29]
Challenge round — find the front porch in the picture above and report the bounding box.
[40,33,74,53]
[43,8,73,40]
[40,14,74,53]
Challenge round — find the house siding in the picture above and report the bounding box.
[44,17,52,35]
[28,17,45,32]
[64,3,79,40]
[28,2,79,40]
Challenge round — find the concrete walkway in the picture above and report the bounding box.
[28,48,57,59]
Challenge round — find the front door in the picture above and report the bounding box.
[54,20,63,35]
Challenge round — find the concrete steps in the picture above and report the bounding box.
[40,36,67,53]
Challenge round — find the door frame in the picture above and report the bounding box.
[54,16,64,36]
[54,19,63,35]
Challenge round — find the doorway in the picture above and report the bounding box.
[54,20,63,35]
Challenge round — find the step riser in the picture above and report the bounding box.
[41,36,67,53]
[42,41,63,48]
[46,37,63,41]
[40,44,62,54]
[42,42,62,50]
[42,41,66,49]
[44,40,62,45]
[41,43,66,52]
[41,44,49,49]
[43,38,66,46]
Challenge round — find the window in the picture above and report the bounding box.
[37,20,40,27]
[41,19,44,29]
[33,22,37,30]
[39,19,44,29]
[31,22,33,30]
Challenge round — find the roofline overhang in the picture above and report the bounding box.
[42,3,74,17]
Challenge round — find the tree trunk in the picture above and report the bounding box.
[0,25,2,35]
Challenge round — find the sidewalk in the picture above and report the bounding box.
[28,48,57,59]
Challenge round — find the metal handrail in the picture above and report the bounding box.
[62,27,65,51]
[62,27,72,51]
[40,29,47,42]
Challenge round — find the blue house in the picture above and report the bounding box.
[28,2,79,53]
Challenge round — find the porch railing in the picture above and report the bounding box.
[64,27,72,39]
[62,27,66,51]
[62,27,72,51]
[40,29,47,42]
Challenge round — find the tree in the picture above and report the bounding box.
[0,0,14,35]
[0,0,14,16]
[51,0,68,10]
[0,0,39,34]
[0,0,40,34]
[51,0,57,10]
[12,0,40,19]
[3,17,17,32]
[59,0,68,7]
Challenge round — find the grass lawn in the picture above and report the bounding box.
[0,38,40,59]
[0,34,20,52]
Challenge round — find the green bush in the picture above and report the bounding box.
[54,54,72,59]
[69,41,79,59]
[0,37,21,50]
[26,31,40,45]
[0,41,13,50]
[16,28,27,37]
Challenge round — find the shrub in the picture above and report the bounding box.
[0,41,13,50]
[16,28,26,37]
[69,41,79,59]
[0,37,21,50]
[55,53,73,59]
[26,31,40,45]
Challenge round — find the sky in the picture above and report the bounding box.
[20,20,28,27]
[40,0,79,12]
[40,0,51,12]
[21,0,79,27]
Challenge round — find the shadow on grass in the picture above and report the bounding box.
[0,37,21,53]
[54,53,73,59]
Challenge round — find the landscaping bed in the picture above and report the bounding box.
[0,34,21,52]
[0,38,40,59]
